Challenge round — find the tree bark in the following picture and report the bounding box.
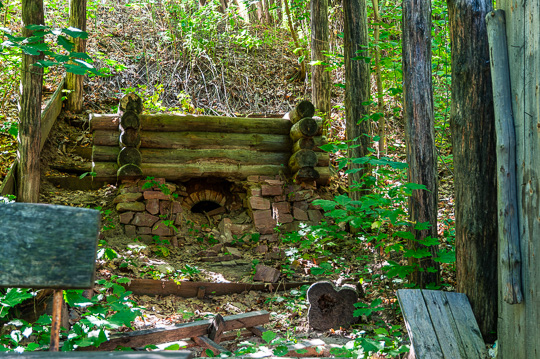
[448,0,498,341]
[310,0,331,115]
[343,0,370,199]
[402,0,439,287]
[66,0,86,113]
[18,0,44,203]
[287,100,315,124]
[288,149,317,173]
[290,117,318,141]
[371,0,385,155]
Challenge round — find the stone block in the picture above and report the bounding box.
[174,213,183,226]
[254,244,268,254]
[247,175,260,182]
[119,186,141,194]
[307,282,359,330]
[308,209,323,223]
[116,202,145,212]
[274,195,287,202]
[143,190,170,200]
[264,179,284,186]
[290,189,314,202]
[249,187,262,196]
[253,264,281,283]
[113,192,143,204]
[293,207,309,221]
[160,201,170,215]
[132,213,159,227]
[124,225,136,237]
[171,201,183,214]
[249,196,270,210]
[137,226,152,235]
[260,234,278,242]
[119,211,135,224]
[137,235,154,244]
[253,210,277,234]
[152,221,173,236]
[260,175,278,181]
[230,223,252,235]
[261,185,283,196]
[293,201,309,211]
[264,247,285,260]
[281,221,301,233]
[272,201,290,214]
[146,198,160,215]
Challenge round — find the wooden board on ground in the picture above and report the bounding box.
[0,203,100,289]
[396,289,486,359]
[121,278,312,297]
[92,311,270,351]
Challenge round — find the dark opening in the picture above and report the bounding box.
[191,201,221,214]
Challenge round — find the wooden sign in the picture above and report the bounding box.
[0,203,100,289]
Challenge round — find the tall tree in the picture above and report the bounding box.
[18,0,44,202]
[66,0,87,113]
[343,0,370,200]
[310,0,331,115]
[448,0,497,342]
[402,0,439,287]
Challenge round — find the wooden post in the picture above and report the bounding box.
[66,0,87,112]
[486,9,523,305]
[49,290,64,351]
[310,0,331,115]
[117,94,143,180]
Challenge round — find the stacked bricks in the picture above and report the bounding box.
[246,175,324,236]
[117,93,143,179]
[115,177,183,246]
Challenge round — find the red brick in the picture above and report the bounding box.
[247,175,260,182]
[261,185,283,196]
[253,210,277,234]
[249,187,262,196]
[119,211,134,224]
[253,264,281,282]
[171,201,183,214]
[274,195,287,202]
[113,192,143,204]
[143,190,170,200]
[272,201,290,214]
[293,207,309,221]
[249,196,270,210]
[132,213,159,227]
[275,213,294,224]
[146,198,160,215]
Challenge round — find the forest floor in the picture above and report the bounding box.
[0,1,458,357]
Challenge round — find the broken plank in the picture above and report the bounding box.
[192,336,228,356]
[92,311,269,351]
[121,278,312,297]
[208,314,225,343]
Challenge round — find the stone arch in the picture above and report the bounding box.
[182,189,226,212]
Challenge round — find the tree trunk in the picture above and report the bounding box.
[448,0,497,342]
[402,0,439,288]
[310,0,331,115]
[371,0,385,155]
[66,0,86,113]
[343,0,370,199]
[18,0,44,203]
[284,0,305,80]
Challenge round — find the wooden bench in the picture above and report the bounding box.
[396,289,487,359]
[0,203,191,358]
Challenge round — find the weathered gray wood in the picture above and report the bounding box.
[2,352,192,358]
[93,130,292,152]
[288,149,318,173]
[486,9,523,305]
[192,336,226,355]
[0,203,100,289]
[445,292,486,358]
[94,311,269,350]
[497,0,540,357]
[396,289,444,358]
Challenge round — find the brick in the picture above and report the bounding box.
[230,224,251,235]
[171,201,183,214]
[160,200,170,215]
[308,209,324,223]
[152,221,173,236]
[249,187,262,196]
[260,175,278,181]
[274,195,287,202]
[249,196,270,210]
[290,190,314,202]
[253,210,277,234]
[272,201,290,214]
[137,226,152,234]
[125,225,136,237]
[264,179,284,186]
[293,201,309,211]
[146,198,160,215]
[143,190,170,200]
[119,186,141,194]
[175,213,183,226]
[247,175,260,182]
[281,221,301,233]
[116,202,145,212]
[113,193,143,204]
[265,248,285,260]
[261,185,283,196]
[260,234,278,242]
[132,213,159,227]
[293,207,309,221]
[276,213,294,224]
[254,244,268,254]
[119,211,135,224]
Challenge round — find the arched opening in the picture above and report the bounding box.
[191,200,221,214]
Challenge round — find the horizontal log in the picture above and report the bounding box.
[290,118,319,142]
[293,167,320,182]
[93,146,290,166]
[90,114,292,134]
[93,130,292,152]
[288,149,318,173]
[92,162,289,181]
[120,128,141,148]
[292,137,315,152]
[315,166,332,185]
[313,136,327,152]
[317,152,330,167]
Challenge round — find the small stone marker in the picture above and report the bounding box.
[253,264,281,283]
[307,281,359,330]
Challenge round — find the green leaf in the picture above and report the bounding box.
[310,266,325,275]
[164,344,180,350]
[108,308,139,328]
[64,290,92,307]
[34,60,59,67]
[403,248,432,259]
[434,249,456,263]
[70,51,91,60]
[273,345,289,356]
[57,35,74,51]
[25,24,49,31]
[20,45,41,56]
[62,26,88,38]
[205,349,215,357]
[311,199,337,211]
[414,221,431,230]
[262,330,276,344]
[403,182,427,191]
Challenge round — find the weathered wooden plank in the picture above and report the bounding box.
[94,311,269,350]
[486,9,523,305]
[1,352,192,358]
[420,290,464,358]
[0,203,100,289]
[396,289,444,359]
[121,278,312,297]
[444,292,486,358]
[192,336,227,355]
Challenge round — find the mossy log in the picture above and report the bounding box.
[92,162,288,181]
[117,163,143,179]
[120,111,141,130]
[292,137,315,152]
[315,166,331,185]
[119,93,143,114]
[288,149,318,173]
[93,130,291,152]
[290,118,319,142]
[89,114,119,131]
[93,146,290,165]
[118,147,142,166]
[292,167,320,182]
[317,152,330,167]
[287,100,315,124]
[119,128,141,148]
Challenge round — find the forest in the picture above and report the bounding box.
[1,0,538,357]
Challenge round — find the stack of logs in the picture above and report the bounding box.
[286,100,326,182]
[89,96,330,184]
